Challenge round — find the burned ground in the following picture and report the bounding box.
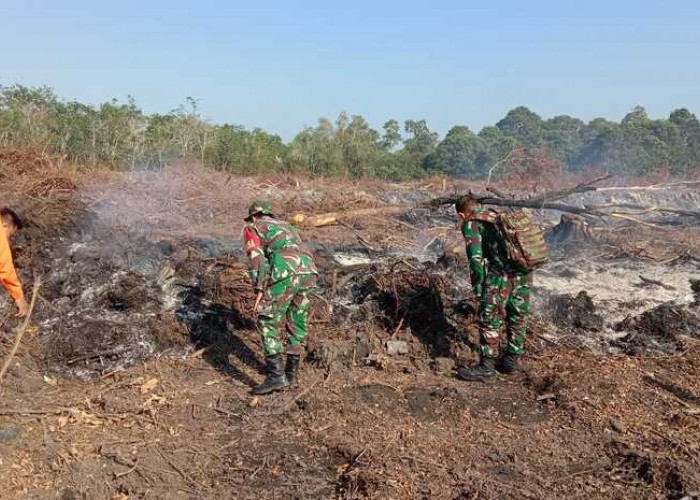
[2,150,700,499]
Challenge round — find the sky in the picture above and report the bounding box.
[2,0,699,141]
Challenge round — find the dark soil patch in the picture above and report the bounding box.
[614,303,700,354]
[343,384,404,413]
[468,382,550,424]
[404,386,470,420]
[548,290,605,331]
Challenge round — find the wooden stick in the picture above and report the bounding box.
[0,408,66,416]
[0,275,42,386]
[586,202,700,218]
[597,181,700,191]
[526,174,612,203]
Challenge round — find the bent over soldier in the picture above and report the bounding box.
[455,195,532,381]
[243,200,318,395]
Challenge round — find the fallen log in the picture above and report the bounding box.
[597,180,700,191]
[423,177,700,220]
[422,195,609,217]
[526,174,612,203]
[288,206,406,228]
[291,177,700,226]
[584,202,700,218]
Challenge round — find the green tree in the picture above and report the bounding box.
[381,119,402,150]
[425,125,484,177]
[621,105,649,124]
[496,106,544,146]
[475,126,518,176]
[543,115,585,164]
[403,120,438,159]
[669,108,700,172]
[0,84,58,147]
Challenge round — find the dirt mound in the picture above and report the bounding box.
[614,303,700,354]
[548,291,605,331]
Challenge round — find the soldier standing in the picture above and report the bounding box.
[455,195,536,381]
[243,200,318,395]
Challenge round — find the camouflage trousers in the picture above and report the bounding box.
[478,270,532,358]
[257,273,317,357]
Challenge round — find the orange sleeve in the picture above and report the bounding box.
[0,226,24,301]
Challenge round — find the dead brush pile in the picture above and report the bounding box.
[0,148,84,232]
[282,186,385,216]
[316,257,476,363]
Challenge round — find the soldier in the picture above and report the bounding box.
[455,195,532,381]
[243,200,318,395]
[1,207,28,318]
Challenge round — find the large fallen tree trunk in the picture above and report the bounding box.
[422,176,700,220]
[423,196,700,219]
[422,195,611,216]
[289,178,700,228]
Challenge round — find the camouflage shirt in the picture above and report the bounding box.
[243,216,318,292]
[461,206,511,296]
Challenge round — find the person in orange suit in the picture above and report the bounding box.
[1,207,28,317]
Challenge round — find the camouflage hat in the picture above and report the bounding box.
[245,200,274,220]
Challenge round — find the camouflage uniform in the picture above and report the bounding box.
[462,206,532,358]
[244,215,318,357]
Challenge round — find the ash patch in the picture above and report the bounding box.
[33,209,246,379]
[548,291,604,331]
[614,303,700,354]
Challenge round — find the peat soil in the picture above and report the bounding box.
[2,152,700,499]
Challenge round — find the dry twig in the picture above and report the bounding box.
[0,275,42,386]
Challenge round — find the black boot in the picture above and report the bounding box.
[457,357,498,382]
[497,353,520,375]
[285,354,301,385]
[252,355,289,395]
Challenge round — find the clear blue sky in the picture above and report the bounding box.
[2,0,699,140]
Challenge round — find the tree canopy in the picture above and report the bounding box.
[1,84,698,180]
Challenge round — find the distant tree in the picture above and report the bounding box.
[496,106,544,146]
[0,84,58,147]
[381,119,402,150]
[669,108,700,172]
[51,100,99,165]
[475,126,518,178]
[543,115,585,164]
[403,120,438,157]
[622,105,649,124]
[425,125,484,177]
[206,124,286,173]
[145,113,179,168]
[171,97,212,164]
[402,120,438,172]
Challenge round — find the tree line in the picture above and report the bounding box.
[1,84,699,180]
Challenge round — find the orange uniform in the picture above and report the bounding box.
[0,223,23,301]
